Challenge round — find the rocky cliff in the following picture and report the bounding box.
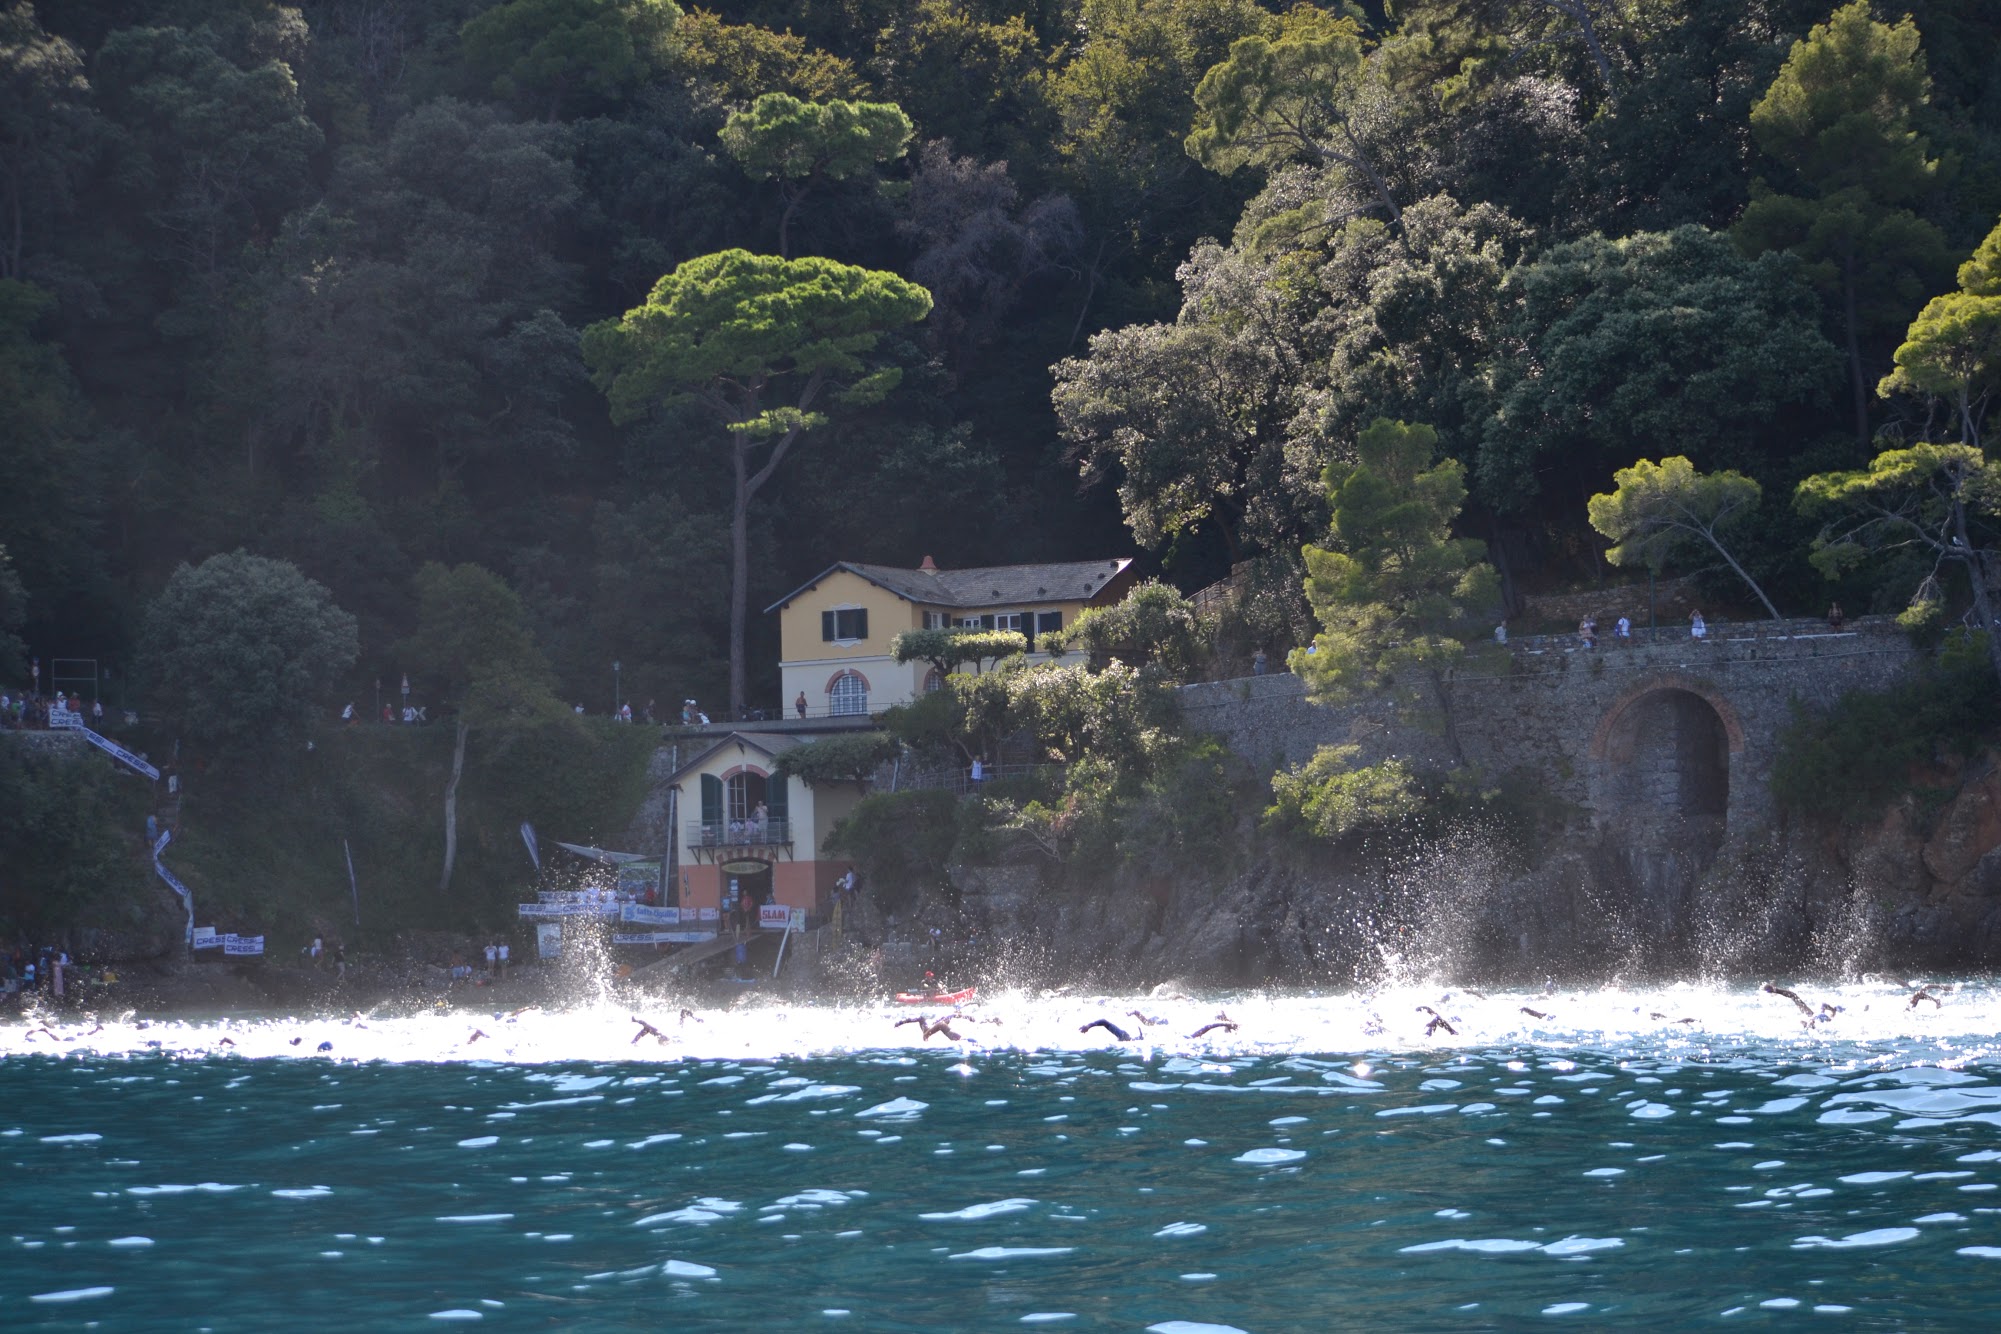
[938,752,2001,988]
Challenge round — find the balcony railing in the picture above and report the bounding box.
[686,818,792,849]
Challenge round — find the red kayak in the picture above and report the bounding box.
[894,986,976,1006]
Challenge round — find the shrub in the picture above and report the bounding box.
[1772,631,2001,823]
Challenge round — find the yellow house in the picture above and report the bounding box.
[766,556,1138,717]
[660,730,865,923]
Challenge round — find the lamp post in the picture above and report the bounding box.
[613,660,622,713]
[374,678,381,723]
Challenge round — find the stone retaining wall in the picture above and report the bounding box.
[1180,618,1923,832]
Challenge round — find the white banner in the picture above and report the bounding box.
[221,934,264,956]
[759,904,792,931]
[621,903,680,925]
[697,907,718,922]
[516,901,623,918]
[611,931,717,945]
[536,923,563,959]
[192,926,219,950]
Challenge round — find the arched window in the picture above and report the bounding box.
[923,668,944,694]
[828,671,869,716]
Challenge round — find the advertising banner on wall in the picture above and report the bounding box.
[516,900,623,919]
[759,904,792,931]
[536,923,563,959]
[621,903,681,926]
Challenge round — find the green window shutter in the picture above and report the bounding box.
[821,610,836,641]
[701,773,722,825]
[855,608,867,639]
[766,774,789,821]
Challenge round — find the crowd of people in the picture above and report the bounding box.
[1,943,107,1002]
[0,690,118,729]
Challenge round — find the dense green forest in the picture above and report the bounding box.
[3,0,2000,720]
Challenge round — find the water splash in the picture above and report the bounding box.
[7,976,1999,1068]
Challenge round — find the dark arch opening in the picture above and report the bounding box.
[1591,687,1734,968]
[1603,688,1730,825]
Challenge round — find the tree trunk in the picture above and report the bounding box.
[1430,669,1469,769]
[1702,530,1783,620]
[1842,253,1868,445]
[1558,0,1616,97]
[439,718,467,893]
[728,434,751,718]
[1949,493,2001,683]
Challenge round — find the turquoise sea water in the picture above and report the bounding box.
[8,983,2001,1330]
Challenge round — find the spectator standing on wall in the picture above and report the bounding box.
[795,691,808,719]
[1690,610,1707,640]
[1252,648,1267,675]
[1827,602,1844,630]
[1615,616,1631,642]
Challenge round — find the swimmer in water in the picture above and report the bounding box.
[1078,1018,1134,1042]
[1520,1007,1550,1020]
[467,1028,491,1044]
[1761,982,1815,1019]
[896,1014,963,1042]
[1909,988,1942,1010]
[630,1016,670,1045]
[1188,1013,1238,1039]
[1416,1005,1456,1037]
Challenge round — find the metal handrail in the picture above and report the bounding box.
[686,818,792,848]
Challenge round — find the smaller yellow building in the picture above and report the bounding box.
[767,556,1137,716]
[659,730,865,924]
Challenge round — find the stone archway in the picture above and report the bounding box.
[1587,678,1741,965]
[1593,685,1735,829]
[1589,674,1745,767]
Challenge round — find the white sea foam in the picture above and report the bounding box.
[919,1198,1037,1221]
[9,978,2001,1067]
